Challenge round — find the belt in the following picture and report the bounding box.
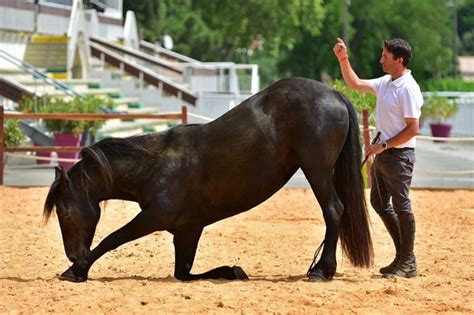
[385,147,414,153]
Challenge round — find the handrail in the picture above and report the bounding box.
[0,49,82,98]
[139,40,201,64]
[0,105,188,185]
[90,42,197,105]
[0,77,34,102]
[90,36,183,75]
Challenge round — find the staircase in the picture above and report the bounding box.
[23,35,68,78]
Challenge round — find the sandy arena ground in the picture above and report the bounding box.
[0,187,473,313]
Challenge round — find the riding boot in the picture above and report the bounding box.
[383,212,417,278]
[378,212,401,274]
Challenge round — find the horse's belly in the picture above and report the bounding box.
[197,161,297,221]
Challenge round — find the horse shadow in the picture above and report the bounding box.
[0,272,371,283]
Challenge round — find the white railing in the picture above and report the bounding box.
[421,92,474,136]
[182,62,259,95]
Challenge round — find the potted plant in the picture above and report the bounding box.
[421,95,459,140]
[3,119,26,165]
[18,95,113,169]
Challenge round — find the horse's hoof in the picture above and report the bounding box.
[233,266,249,280]
[58,267,87,282]
[307,269,331,282]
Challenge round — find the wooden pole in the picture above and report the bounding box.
[4,113,184,120]
[181,106,187,125]
[362,109,371,187]
[0,106,4,186]
[0,110,187,186]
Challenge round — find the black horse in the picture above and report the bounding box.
[44,77,373,282]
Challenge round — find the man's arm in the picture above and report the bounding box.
[333,38,375,95]
[367,118,419,155]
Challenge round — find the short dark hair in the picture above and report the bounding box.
[384,38,412,67]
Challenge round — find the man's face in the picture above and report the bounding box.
[380,48,402,74]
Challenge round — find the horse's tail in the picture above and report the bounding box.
[334,91,373,267]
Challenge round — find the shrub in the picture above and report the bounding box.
[421,95,459,123]
[420,78,474,92]
[3,119,26,147]
[18,95,114,135]
[332,79,376,112]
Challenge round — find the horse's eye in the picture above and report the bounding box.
[56,204,71,218]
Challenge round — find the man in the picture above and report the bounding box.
[333,38,423,278]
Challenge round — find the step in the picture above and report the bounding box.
[37,87,119,97]
[99,119,170,137]
[18,79,85,88]
[81,88,120,96]
[59,78,101,85]
[30,34,68,44]
[115,105,158,114]
[112,97,141,105]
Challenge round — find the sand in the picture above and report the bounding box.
[0,187,473,314]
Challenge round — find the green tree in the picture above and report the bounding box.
[458,0,474,54]
[124,0,456,87]
[124,0,325,81]
[273,0,454,83]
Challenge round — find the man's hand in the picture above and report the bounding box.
[367,143,385,156]
[333,38,347,59]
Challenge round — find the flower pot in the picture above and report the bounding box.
[429,123,453,143]
[33,142,52,165]
[54,133,82,170]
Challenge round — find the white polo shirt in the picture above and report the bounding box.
[366,70,423,148]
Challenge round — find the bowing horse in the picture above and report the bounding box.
[44,77,373,282]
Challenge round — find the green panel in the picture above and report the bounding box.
[127,102,144,109]
[87,83,101,89]
[142,126,156,133]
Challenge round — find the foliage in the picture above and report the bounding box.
[124,0,472,87]
[332,79,376,128]
[3,119,26,147]
[124,0,325,87]
[421,95,459,123]
[18,95,114,135]
[332,80,376,112]
[420,78,474,92]
[458,0,474,54]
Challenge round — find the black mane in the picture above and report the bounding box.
[43,135,159,223]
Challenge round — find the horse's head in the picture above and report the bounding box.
[44,166,100,263]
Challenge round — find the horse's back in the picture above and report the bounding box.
[94,78,351,226]
[177,78,350,222]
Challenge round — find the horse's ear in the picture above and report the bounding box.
[57,167,71,193]
[54,166,62,180]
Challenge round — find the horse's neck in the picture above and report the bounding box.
[103,167,142,203]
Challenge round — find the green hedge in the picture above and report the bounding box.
[3,119,26,146]
[420,78,474,92]
[18,95,114,135]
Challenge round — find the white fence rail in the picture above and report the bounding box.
[421,92,474,136]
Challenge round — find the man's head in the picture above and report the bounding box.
[380,38,412,76]
[383,38,412,67]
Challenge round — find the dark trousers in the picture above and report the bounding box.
[370,148,416,215]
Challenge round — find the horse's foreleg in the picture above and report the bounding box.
[173,228,248,281]
[302,168,344,282]
[60,210,163,282]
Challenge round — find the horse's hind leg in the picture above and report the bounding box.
[173,227,248,281]
[301,165,344,281]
